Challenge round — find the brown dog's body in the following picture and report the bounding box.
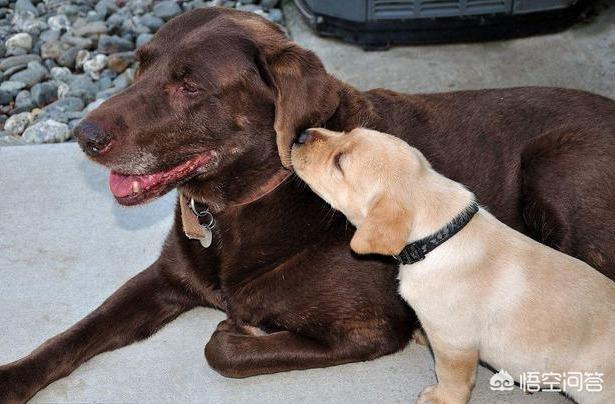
[291,128,615,404]
[1,8,615,402]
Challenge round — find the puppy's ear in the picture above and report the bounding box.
[265,45,340,168]
[351,197,411,256]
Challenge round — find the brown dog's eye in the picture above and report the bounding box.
[333,152,344,172]
[179,83,198,95]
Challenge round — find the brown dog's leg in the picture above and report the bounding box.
[205,319,395,378]
[0,262,198,403]
[416,333,478,404]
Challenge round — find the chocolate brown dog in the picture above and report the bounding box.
[1,7,614,402]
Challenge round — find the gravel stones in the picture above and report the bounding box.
[73,20,108,37]
[108,52,135,74]
[0,1,286,143]
[97,35,134,54]
[15,0,39,17]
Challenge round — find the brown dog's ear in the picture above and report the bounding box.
[266,45,340,168]
[350,197,412,256]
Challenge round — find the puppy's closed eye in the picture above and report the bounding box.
[333,152,344,172]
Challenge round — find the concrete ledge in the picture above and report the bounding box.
[0,144,569,403]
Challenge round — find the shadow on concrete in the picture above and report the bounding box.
[77,156,175,231]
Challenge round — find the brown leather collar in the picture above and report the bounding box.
[179,169,292,246]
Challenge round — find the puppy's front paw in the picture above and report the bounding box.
[416,384,465,404]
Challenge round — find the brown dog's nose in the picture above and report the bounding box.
[74,121,112,157]
[294,129,313,145]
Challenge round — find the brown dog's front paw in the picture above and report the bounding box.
[215,318,240,333]
[0,364,36,404]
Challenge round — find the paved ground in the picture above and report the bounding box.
[284,0,615,98]
[3,2,614,403]
[0,144,570,404]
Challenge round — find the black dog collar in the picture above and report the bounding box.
[394,202,480,265]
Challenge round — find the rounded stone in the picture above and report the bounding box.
[31,81,59,107]
[22,119,71,143]
[0,54,42,71]
[50,66,72,81]
[6,33,33,53]
[261,0,281,10]
[14,89,35,109]
[47,14,71,31]
[75,50,90,70]
[153,1,182,20]
[58,47,80,69]
[73,21,108,37]
[0,81,28,96]
[97,35,134,54]
[138,14,165,30]
[107,52,134,74]
[15,0,39,17]
[9,61,48,87]
[136,33,153,48]
[268,8,283,23]
[4,111,33,136]
[45,96,85,113]
[39,29,61,43]
[0,90,12,105]
[83,54,108,79]
[41,41,69,60]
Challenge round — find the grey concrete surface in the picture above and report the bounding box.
[0,145,571,403]
[284,1,615,98]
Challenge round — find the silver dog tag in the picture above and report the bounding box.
[200,227,213,248]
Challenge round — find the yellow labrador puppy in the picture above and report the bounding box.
[291,127,615,404]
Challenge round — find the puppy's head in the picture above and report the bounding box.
[292,127,430,256]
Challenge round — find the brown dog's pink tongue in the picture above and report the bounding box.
[109,172,161,197]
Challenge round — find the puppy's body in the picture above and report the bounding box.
[292,128,615,404]
[400,210,615,404]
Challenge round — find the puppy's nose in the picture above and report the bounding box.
[295,129,312,145]
[74,121,112,157]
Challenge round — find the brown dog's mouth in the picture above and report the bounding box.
[109,152,216,206]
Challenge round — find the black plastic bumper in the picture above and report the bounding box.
[294,0,588,50]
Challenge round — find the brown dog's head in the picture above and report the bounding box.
[291,127,432,256]
[74,8,341,207]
